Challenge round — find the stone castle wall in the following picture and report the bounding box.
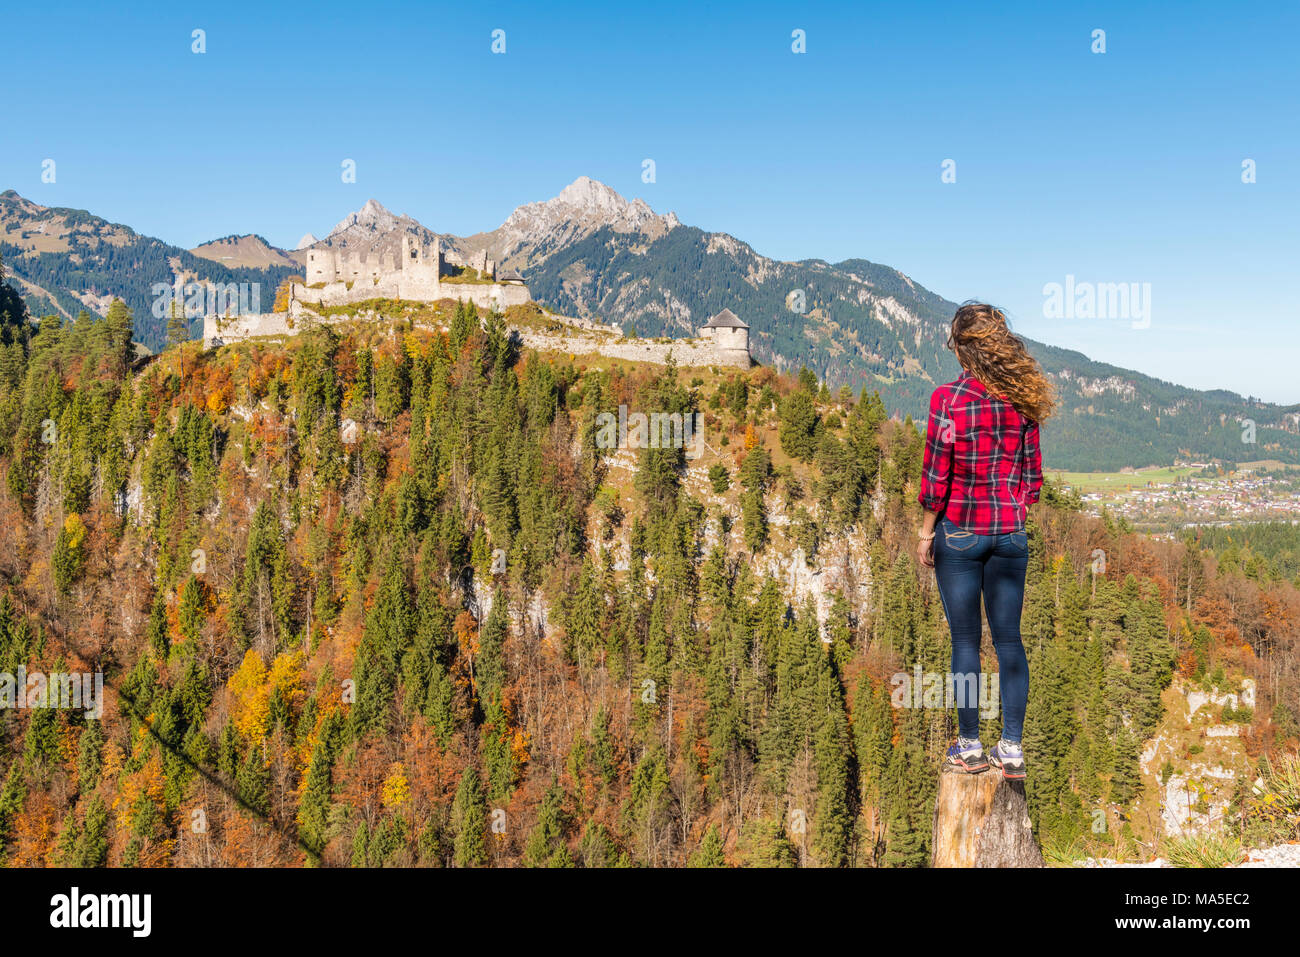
[203,310,305,345]
[514,331,751,369]
[305,247,400,285]
[305,237,497,290]
[203,314,750,370]
[296,235,524,314]
[289,278,529,312]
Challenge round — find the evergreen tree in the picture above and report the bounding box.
[103,298,135,374]
[521,781,573,867]
[778,389,818,462]
[737,818,797,868]
[73,796,110,867]
[166,299,189,351]
[451,767,488,867]
[687,824,727,867]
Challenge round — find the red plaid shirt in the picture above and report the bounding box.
[918,371,1043,534]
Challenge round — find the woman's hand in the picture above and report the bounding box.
[916,534,934,567]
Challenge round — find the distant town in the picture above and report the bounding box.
[1049,463,1300,531]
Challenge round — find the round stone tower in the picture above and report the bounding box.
[305,247,337,285]
[698,308,751,367]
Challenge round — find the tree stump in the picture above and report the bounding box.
[931,768,1044,867]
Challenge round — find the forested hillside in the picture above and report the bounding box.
[0,284,1296,866]
[0,191,295,351]
[1185,523,1300,583]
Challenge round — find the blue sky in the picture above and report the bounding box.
[5,1,1297,402]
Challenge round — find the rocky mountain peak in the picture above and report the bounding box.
[552,176,631,216]
[329,198,400,238]
[306,198,452,258]
[491,177,679,267]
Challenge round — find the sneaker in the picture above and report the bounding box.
[944,736,988,773]
[988,739,1026,780]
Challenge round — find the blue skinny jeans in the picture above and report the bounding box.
[931,516,1030,743]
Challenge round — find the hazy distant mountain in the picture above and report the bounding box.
[191,234,300,270]
[3,180,1296,470]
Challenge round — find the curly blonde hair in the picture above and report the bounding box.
[946,303,1055,422]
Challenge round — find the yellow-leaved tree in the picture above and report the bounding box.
[228,650,307,741]
[381,763,411,810]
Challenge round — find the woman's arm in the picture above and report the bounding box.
[916,387,953,568]
[918,389,954,513]
[1022,420,1043,505]
[916,507,940,567]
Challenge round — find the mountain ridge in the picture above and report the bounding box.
[2,180,1297,470]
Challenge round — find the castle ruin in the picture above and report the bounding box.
[201,241,754,371]
[294,235,530,313]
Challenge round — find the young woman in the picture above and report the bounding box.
[915,303,1053,780]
